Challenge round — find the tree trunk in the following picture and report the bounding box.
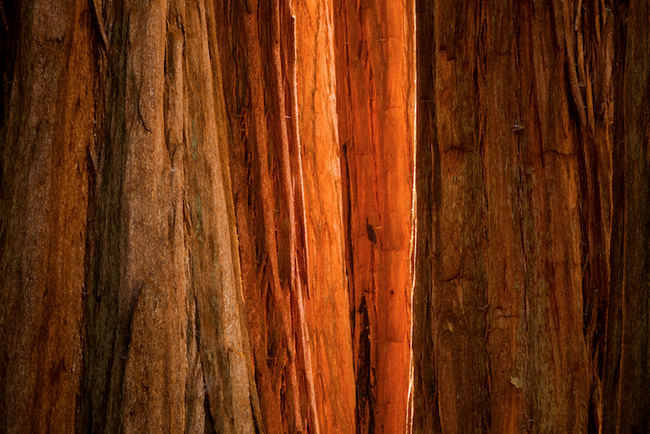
[412,1,649,433]
[334,1,414,433]
[2,0,650,433]
[1,0,260,431]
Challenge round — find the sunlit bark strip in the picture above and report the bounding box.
[271,2,321,431]
[294,0,357,432]
[334,0,415,432]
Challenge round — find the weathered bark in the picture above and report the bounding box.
[412,1,649,433]
[2,0,650,433]
[215,1,414,432]
[1,0,261,432]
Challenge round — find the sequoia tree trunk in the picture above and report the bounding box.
[0,0,261,431]
[1,0,649,433]
[412,1,649,433]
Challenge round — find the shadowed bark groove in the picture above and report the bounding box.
[603,1,650,432]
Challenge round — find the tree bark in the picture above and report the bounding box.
[603,1,650,432]
[294,0,356,432]
[1,0,261,432]
[2,0,650,433]
[412,1,649,433]
[0,1,91,431]
[334,1,415,432]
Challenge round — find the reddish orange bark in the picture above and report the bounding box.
[294,0,356,432]
[335,1,415,432]
[216,1,414,431]
[215,1,359,432]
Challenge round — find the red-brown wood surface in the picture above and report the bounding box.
[334,1,415,432]
[1,1,649,433]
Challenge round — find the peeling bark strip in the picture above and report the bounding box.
[241,1,306,430]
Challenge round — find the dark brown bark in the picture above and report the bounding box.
[412,1,648,433]
[603,1,650,432]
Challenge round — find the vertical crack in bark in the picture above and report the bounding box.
[555,0,589,133]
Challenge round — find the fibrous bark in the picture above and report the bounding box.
[2,0,649,433]
[603,1,650,432]
[1,0,261,432]
[294,0,356,432]
[0,1,91,431]
[334,1,415,432]
[412,1,649,433]
[214,0,357,432]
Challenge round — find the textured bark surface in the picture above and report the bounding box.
[2,0,650,433]
[294,0,356,432]
[214,0,356,432]
[412,1,648,433]
[334,1,415,432]
[603,1,650,432]
[1,0,260,432]
[0,1,91,431]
